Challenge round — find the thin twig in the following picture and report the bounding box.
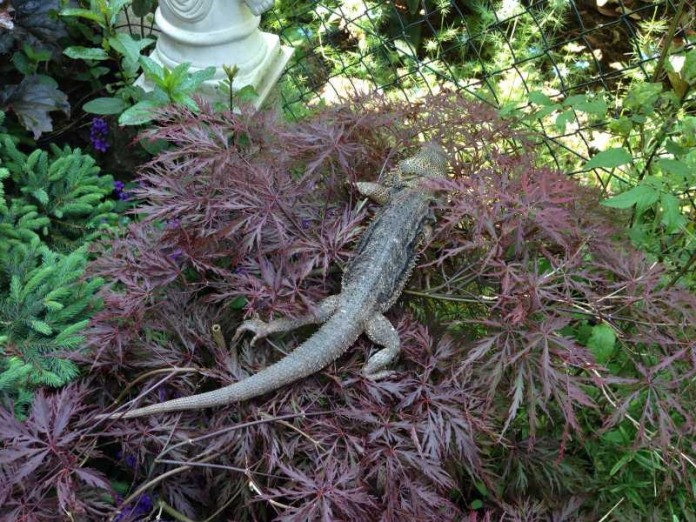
[157,500,197,522]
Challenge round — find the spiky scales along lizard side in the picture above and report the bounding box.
[97,144,449,420]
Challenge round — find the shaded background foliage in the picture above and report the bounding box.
[270,0,692,129]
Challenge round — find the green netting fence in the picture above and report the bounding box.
[264,0,694,175]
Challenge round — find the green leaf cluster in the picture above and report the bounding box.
[583,425,696,519]
[117,58,216,125]
[80,57,217,125]
[497,43,696,517]
[593,60,695,279]
[0,115,118,416]
[60,0,226,124]
[515,47,696,289]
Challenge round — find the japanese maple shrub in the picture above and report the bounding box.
[2,93,693,520]
[91,95,695,520]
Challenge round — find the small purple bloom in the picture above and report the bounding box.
[114,180,130,201]
[124,454,137,469]
[166,218,180,229]
[300,217,311,229]
[90,117,110,152]
[115,451,138,470]
[114,493,154,522]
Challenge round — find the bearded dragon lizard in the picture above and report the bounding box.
[97,143,448,420]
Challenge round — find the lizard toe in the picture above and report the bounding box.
[233,319,269,342]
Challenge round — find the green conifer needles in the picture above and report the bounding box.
[0,118,118,416]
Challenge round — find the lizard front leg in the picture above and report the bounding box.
[362,313,400,379]
[233,295,339,347]
[355,182,390,205]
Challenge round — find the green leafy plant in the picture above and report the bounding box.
[60,0,156,122]
[60,0,220,125]
[518,47,696,289]
[0,113,118,416]
[596,67,694,283]
[116,57,216,125]
[495,43,696,515]
[269,0,581,115]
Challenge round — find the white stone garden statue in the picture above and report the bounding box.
[141,0,293,107]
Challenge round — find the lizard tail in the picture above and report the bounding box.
[96,312,363,420]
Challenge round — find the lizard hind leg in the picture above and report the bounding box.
[362,313,400,380]
[233,295,340,347]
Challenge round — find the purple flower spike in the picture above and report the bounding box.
[90,117,110,152]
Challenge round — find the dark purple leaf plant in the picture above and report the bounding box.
[2,92,694,521]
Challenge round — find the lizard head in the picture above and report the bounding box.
[398,143,449,183]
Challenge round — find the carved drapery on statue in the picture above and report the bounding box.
[161,0,274,20]
[161,0,214,21]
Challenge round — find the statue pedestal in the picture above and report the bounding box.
[136,0,292,108]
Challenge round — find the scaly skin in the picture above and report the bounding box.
[97,144,449,420]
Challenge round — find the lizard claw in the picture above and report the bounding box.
[233,319,271,347]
